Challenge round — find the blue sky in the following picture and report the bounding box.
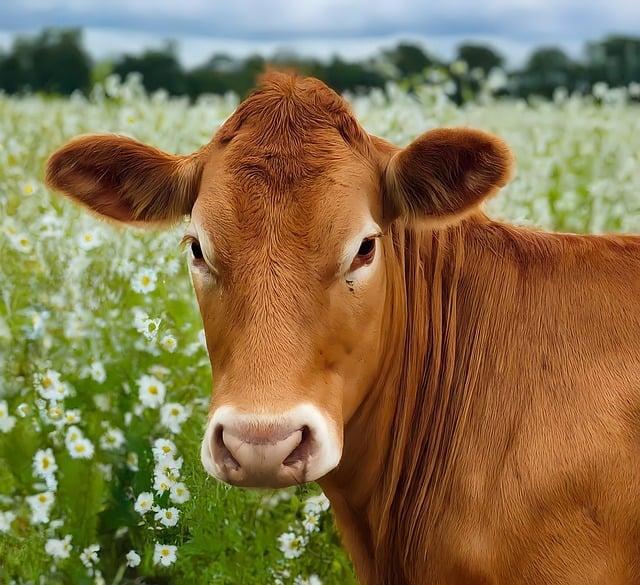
[1,0,639,65]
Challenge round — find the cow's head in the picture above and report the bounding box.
[46,73,512,488]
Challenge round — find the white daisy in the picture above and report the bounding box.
[0,400,16,433]
[153,472,174,495]
[126,452,139,472]
[137,375,166,408]
[63,409,81,425]
[134,491,154,515]
[126,550,141,568]
[160,403,189,433]
[80,544,100,568]
[26,491,55,524]
[99,428,125,451]
[0,510,16,533]
[169,482,190,504]
[153,543,177,567]
[36,369,67,401]
[159,334,177,352]
[89,361,106,383]
[131,268,157,294]
[154,507,180,528]
[45,535,72,559]
[33,448,57,478]
[68,437,95,460]
[278,532,306,559]
[152,438,177,461]
[77,229,102,251]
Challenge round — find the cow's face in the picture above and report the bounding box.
[46,73,512,488]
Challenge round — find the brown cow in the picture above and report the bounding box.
[46,72,640,584]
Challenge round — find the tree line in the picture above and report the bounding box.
[1,28,639,100]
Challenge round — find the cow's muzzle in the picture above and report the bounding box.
[201,404,342,488]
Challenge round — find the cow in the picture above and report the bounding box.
[46,72,640,585]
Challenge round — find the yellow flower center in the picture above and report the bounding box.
[141,276,151,286]
[148,386,158,395]
[38,494,48,503]
[42,377,52,388]
[42,458,50,469]
[75,444,86,453]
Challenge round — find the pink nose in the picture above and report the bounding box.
[212,422,314,487]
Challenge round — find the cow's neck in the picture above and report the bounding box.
[321,215,495,584]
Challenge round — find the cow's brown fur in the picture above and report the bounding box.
[46,72,640,584]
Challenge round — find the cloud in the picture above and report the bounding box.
[3,0,639,40]
[0,0,638,65]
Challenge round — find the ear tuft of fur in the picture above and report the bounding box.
[385,127,514,224]
[45,134,205,226]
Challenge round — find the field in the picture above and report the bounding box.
[0,75,639,584]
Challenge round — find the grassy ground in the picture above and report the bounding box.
[0,76,638,584]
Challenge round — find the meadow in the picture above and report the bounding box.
[0,74,639,584]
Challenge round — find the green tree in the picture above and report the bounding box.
[113,42,187,95]
[0,28,91,94]
[586,36,640,87]
[456,43,504,74]
[382,42,437,77]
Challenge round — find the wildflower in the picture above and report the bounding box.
[134,491,154,515]
[63,409,81,425]
[27,491,54,524]
[16,402,31,417]
[126,550,141,568]
[160,402,189,433]
[278,532,306,559]
[141,317,162,341]
[153,543,177,567]
[100,427,125,451]
[303,494,330,515]
[169,482,190,504]
[154,507,180,527]
[36,369,67,401]
[89,361,106,383]
[21,180,37,196]
[33,448,57,478]
[132,268,157,294]
[9,232,33,253]
[68,437,95,459]
[94,394,110,412]
[153,472,174,494]
[126,452,139,472]
[77,229,102,251]
[65,425,83,445]
[45,535,72,559]
[152,438,177,460]
[159,334,177,352]
[0,400,16,433]
[0,510,16,533]
[80,544,100,569]
[155,455,183,477]
[302,511,320,533]
[138,375,166,408]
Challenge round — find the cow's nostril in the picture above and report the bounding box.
[283,425,313,467]
[214,425,240,470]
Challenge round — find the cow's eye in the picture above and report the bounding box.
[190,240,204,261]
[349,237,376,272]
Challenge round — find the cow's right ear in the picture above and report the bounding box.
[45,134,206,226]
[382,127,513,226]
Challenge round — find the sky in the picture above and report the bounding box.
[1,0,639,66]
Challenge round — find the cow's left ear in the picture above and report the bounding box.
[46,134,206,226]
[383,127,513,225]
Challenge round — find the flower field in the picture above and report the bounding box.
[0,76,639,584]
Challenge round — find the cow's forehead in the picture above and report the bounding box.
[192,135,380,268]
